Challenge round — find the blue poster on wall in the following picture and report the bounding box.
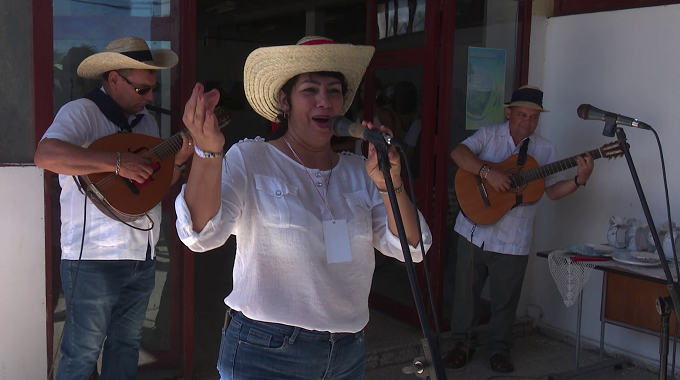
[466,47,506,130]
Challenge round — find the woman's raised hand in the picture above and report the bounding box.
[182,83,224,154]
[364,121,402,191]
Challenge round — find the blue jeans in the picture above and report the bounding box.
[218,311,366,380]
[56,249,155,380]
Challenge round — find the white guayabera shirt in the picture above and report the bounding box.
[454,122,563,256]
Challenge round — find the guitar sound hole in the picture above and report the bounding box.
[510,175,525,189]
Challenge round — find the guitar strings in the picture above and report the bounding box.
[94,134,184,189]
[516,148,600,183]
[94,109,230,189]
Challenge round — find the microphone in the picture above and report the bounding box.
[577,104,652,130]
[328,116,393,146]
[145,104,183,118]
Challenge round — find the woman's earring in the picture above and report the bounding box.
[283,112,290,119]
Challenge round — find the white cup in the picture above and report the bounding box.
[662,229,680,261]
[648,222,676,253]
[607,223,628,248]
[626,223,649,251]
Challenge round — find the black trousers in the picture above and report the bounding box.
[449,234,529,355]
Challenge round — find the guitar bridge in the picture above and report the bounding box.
[475,176,491,208]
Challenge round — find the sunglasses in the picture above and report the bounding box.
[117,71,160,95]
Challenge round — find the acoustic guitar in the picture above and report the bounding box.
[454,141,625,225]
[78,107,230,223]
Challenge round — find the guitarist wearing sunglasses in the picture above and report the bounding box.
[34,36,193,380]
[444,85,595,374]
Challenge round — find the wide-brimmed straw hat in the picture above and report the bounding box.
[77,36,179,79]
[503,85,550,112]
[244,36,375,122]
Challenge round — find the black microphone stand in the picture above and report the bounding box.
[602,119,680,379]
[374,142,447,380]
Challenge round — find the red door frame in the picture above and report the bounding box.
[178,1,197,377]
[32,0,197,376]
[364,0,444,327]
[32,0,55,372]
[554,0,680,16]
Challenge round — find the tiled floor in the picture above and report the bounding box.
[366,333,659,380]
[52,299,665,380]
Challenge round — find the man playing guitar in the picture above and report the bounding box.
[444,85,595,373]
[34,36,192,380]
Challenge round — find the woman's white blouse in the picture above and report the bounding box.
[175,138,432,333]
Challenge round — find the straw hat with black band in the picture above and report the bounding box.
[243,36,375,122]
[503,85,550,112]
[77,36,178,79]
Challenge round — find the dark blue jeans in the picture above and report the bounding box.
[56,249,155,380]
[218,311,366,380]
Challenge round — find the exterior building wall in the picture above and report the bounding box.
[527,3,680,370]
[0,0,35,163]
[0,166,47,379]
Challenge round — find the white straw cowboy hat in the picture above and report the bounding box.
[77,36,179,79]
[244,36,375,122]
[503,85,550,112]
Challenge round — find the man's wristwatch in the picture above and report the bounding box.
[574,175,586,187]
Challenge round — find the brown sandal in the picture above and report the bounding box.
[489,353,514,373]
[442,345,475,369]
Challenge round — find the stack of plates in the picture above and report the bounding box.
[611,251,661,267]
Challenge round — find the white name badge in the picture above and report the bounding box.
[323,219,352,264]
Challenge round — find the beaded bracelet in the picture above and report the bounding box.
[483,166,491,179]
[115,152,121,176]
[194,144,223,158]
[478,164,487,177]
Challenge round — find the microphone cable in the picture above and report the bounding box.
[650,127,678,378]
[48,189,89,380]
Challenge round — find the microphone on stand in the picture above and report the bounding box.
[328,116,394,147]
[577,104,652,130]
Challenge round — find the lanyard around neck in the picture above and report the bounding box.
[283,137,335,221]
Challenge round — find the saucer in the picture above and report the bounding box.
[585,243,618,256]
[565,245,604,257]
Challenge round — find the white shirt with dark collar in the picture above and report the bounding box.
[454,121,563,256]
[41,88,161,261]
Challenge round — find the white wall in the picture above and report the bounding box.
[0,165,47,379]
[526,4,680,369]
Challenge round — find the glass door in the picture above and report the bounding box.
[46,0,186,376]
[437,0,532,329]
[366,0,532,331]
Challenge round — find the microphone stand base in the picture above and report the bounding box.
[401,337,446,379]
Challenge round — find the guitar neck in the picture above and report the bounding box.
[520,148,602,183]
[149,107,230,161]
[151,132,185,161]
